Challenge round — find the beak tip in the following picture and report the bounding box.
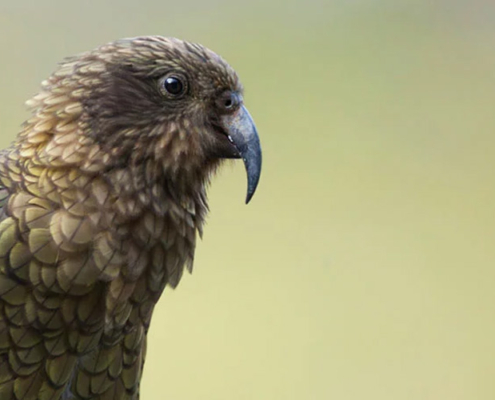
[245,176,260,204]
[244,159,261,205]
[245,192,254,204]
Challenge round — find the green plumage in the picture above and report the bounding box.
[0,36,261,399]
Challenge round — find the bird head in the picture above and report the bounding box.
[26,36,261,204]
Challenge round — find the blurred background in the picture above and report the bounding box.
[1,0,495,399]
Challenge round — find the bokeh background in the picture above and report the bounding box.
[1,0,495,399]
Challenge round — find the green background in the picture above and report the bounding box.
[1,1,495,399]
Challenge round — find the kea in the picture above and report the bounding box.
[0,36,261,399]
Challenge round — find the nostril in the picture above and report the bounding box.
[218,91,240,112]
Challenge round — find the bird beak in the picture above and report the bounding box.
[221,106,262,204]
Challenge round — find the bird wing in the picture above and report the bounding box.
[0,149,13,218]
[0,149,147,399]
[0,186,9,217]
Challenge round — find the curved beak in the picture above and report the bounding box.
[221,106,262,204]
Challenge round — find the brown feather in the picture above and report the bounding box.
[0,35,246,399]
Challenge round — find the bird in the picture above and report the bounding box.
[0,36,261,399]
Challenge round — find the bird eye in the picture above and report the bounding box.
[162,76,185,96]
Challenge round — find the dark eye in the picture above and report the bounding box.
[163,76,184,96]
